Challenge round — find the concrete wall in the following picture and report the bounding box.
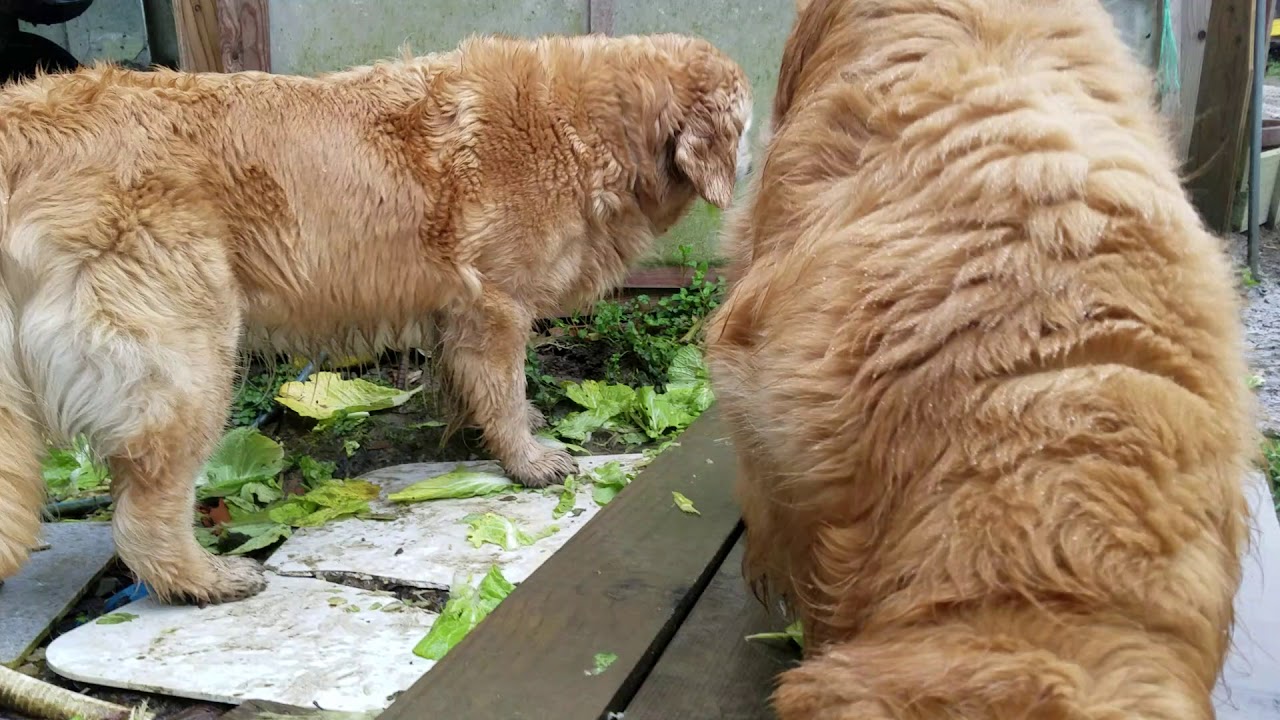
[20,0,152,68]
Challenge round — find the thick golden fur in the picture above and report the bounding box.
[707,0,1254,717]
[0,33,750,603]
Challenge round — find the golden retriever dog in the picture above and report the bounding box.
[0,33,752,604]
[707,0,1254,717]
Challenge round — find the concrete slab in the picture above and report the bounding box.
[45,574,437,713]
[266,455,645,589]
[1214,472,1280,720]
[0,522,114,668]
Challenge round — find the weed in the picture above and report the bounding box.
[1242,267,1261,289]
[231,372,286,427]
[557,245,724,386]
[525,347,563,413]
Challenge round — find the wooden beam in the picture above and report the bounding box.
[379,409,742,720]
[1186,0,1256,233]
[1169,0,1214,159]
[216,0,270,73]
[623,540,797,720]
[171,0,222,72]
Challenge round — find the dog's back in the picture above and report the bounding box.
[708,0,1253,717]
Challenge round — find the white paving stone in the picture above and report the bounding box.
[45,573,437,713]
[1214,472,1280,720]
[267,455,645,589]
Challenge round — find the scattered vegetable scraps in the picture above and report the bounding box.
[587,652,618,676]
[95,612,139,626]
[745,619,805,649]
[672,491,700,515]
[276,371,421,420]
[464,512,558,550]
[388,466,518,503]
[413,566,515,660]
[552,476,579,519]
[587,462,635,506]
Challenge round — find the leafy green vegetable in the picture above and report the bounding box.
[387,466,518,503]
[463,512,557,550]
[297,455,337,486]
[224,522,293,555]
[198,428,285,506]
[42,435,111,501]
[588,652,618,676]
[667,345,711,390]
[413,566,515,660]
[95,612,139,625]
[268,479,381,528]
[552,381,639,441]
[276,372,421,420]
[552,476,578,519]
[672,491,700,515]
[587,462,634,506]
[745,619,805,648]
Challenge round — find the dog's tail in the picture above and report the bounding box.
[0,182,47,580]
[773,621,1214,720]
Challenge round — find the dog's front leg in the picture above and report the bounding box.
[439,292,577,487]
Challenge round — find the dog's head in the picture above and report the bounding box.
[629,36,752,231]
[671,42,753,211]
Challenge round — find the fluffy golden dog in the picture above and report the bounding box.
[707,0,1253,717]
[0,33,751,603]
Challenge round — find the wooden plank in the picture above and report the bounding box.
[1186,0,1256,233]
[1170,0,1214,160]
[624,539,799,720]
[379,409,742,720]
[171,0,222,72]
[216,0,270,73]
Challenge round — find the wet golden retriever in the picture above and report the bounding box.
[708,0,1253,717]
[0,33,751,603]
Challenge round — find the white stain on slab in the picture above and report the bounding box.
[46,574,437,712]
[267,455,644,588]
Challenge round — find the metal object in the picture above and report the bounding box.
[1249,0,1268,277]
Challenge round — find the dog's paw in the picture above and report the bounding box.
[526,403,548,430]
[164,556,268,606]
[508,447,577,488]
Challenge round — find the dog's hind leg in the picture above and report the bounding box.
[0,285,47,581]
[438,292,577,487]
[14,179,265,604]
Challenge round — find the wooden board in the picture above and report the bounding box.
[379,409,742,720]
[624,539,799,720]
[1169,0,1214,160]
[171,0,222,72]
[216,0,270,72]
[1186,0,1256,233]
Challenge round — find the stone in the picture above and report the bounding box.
[0,522,114,668]
[45,574,438,713]
[266,455,646,589]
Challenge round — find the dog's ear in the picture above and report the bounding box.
[675,98,742,209]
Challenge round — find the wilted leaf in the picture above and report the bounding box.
[553,381,640,441]
[463,512,557,550]
[277,372,421,420]
[672,491,700,515]
[95,612,139,625]
[413,566,515,660]
[388,466,518,503]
